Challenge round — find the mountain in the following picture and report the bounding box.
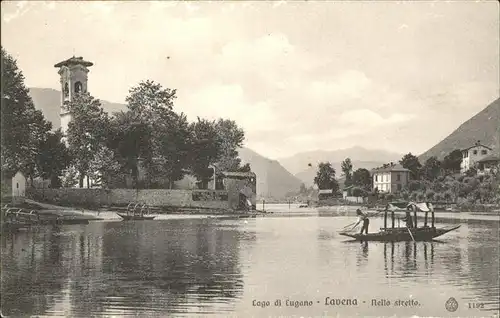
[279,146,403,176]
[294,160,386,188]
[29,88,127,130]
[419,98,500,161]
[28,87,302,199]
[238,147,302,199]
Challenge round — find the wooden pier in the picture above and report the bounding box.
[1,204,90,231]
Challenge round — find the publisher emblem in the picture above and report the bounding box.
[445,297,458,312]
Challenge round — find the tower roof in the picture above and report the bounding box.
[54,56,93,68]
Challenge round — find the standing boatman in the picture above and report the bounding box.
[351,209,370,235]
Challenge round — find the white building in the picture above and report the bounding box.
[460,141,493,173]
[371,164,410,193]
[12,171,26,198]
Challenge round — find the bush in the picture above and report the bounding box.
[408,180,424,192]
[416,192,425,201]
[352,187,368,197]
[434,193,443,201]
[425,190,435,200]
[410,192,418,201]
[465,167,477,177]
[443,190,453,202]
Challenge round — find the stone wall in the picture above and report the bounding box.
[343,196,366,203]
[27,188,231,210]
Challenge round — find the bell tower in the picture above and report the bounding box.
[54,56,93,138]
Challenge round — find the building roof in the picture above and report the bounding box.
[461,143,492,152]
[54,56,93,68]
[221,171,256,178]
[477,154,500,163]
[371,164,410,174]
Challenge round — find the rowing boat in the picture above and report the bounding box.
[339,225,460,242]
[339,201,461,242]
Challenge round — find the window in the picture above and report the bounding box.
[481,150,487,155]
[16,183,19,189]
[397,184,402,191]
[473,150,478,155]
[397,173,401,181]
[375,175,378,182]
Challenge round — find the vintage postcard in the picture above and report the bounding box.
[1,1,499,317]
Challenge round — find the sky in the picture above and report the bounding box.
[2,1,499,159]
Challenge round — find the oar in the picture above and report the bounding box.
[339,222,360,233]
[342,222,356,229]
[407,228,416,242]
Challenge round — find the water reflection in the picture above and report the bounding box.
[380,241,438,277]
[2,216,499,316]
[1,220,247,316]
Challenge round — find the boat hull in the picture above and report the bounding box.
[339,225,460,242]
[117,213,156,221]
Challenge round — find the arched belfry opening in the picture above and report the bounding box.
[75,81,83,94]
[64,82,69,98]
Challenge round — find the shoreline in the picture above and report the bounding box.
[4,199,499,223]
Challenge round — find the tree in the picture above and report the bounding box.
[155,112,193,188]
[1,48,52,179]
[87,145,122,188]
[66,93,110,187]
[407,180,425,192]
[422,156,441,181]
[126,80,176,118]
[108,110,151,188]
[214,119,245,171]
[352,168,372,190]
[36,129,71,188]
[352,187,368,198]
[189,118,222,189]
[442,149,462,174]
[341,158,353,186]
[61,165,79,188]
[443,190,453,203]
[314,162,339,192]
[122,80,180,188]
[400,153,422,180]
[125,80,179,187]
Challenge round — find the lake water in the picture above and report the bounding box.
[2,207,499,317]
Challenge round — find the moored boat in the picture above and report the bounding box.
[117,213,156,221]
[117,202,156,221]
